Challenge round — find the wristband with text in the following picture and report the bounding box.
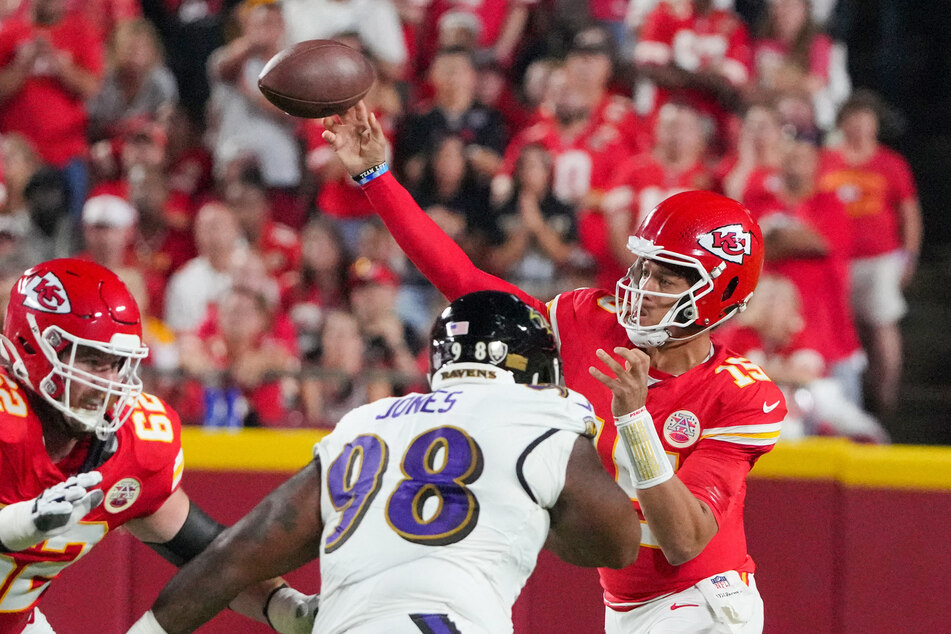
[353,162,388,186]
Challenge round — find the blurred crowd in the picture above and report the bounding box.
[0,0,920,441]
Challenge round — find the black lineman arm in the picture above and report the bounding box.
[149,460,324,633]
[145,501,225,567]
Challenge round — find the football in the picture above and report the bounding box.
[257,39,376,119]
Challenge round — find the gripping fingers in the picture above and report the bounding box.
[34,471,104,531]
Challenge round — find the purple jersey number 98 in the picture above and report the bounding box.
[325,427,484,553]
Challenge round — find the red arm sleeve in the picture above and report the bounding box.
[361,171,548,315]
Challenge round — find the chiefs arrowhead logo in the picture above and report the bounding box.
[20,272,71,314]
[697,224,752,264]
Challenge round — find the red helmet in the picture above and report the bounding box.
[1,259,148,436]
[615,191,764,347]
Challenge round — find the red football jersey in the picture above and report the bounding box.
[361,173,785,605]
[634,3,752,129]
[0,373,183,632]
[548,289,784,604]
[500,95,646,204]
[818,147,918,258]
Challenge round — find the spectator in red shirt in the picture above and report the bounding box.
[493,27,645,210]
[67,0,143,44]
[750,0,850,131]
[280,217,353,361]
[601,101,714,277]
[817,90,923,419]
[715,100,784,201]
[0,0,104,219]
[633,0,752,153]
[222,165,301,279]
[126,166,198,319]
[179,284,300,428]
[163,105,215,220]
[744,130,866,410]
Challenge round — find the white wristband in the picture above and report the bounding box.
[127,611,169,634]
[0,500,42,551]
[614,408,674,489]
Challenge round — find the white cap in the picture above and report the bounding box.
[82,195,137,228]
[438,10,482,37]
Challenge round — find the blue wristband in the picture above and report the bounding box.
[354,162,389,186]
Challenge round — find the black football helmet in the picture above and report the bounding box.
[429,291,561,385]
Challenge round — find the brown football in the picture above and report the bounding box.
[257,40,376,118]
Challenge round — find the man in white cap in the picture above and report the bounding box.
[80,194,138,276]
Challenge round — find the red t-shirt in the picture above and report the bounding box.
[744,187,861,363]
[714,323,821,369]
[0,379,183,631]
[190,310,299,428]
[0,16,103,166]
[818,147,917,258]
[359,172,783,602]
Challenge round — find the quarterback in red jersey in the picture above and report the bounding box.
[324,102,784,632]
[0,259,316,634]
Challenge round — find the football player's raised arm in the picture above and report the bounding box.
[126,462,323,633]
[323,101,538,307]
[546,436,640,569]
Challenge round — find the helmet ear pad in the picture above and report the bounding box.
[429,291,561,385]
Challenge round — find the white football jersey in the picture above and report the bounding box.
[313,364,598,634]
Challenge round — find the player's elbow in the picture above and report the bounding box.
[661,533,713,566]
[598,516,641,569]
[662,545,701,567]
[601,540,640,569]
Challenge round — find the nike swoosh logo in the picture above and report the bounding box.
[763,400,780,413]
[670,603,699,610]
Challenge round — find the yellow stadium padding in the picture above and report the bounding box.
[181,429,951,491]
